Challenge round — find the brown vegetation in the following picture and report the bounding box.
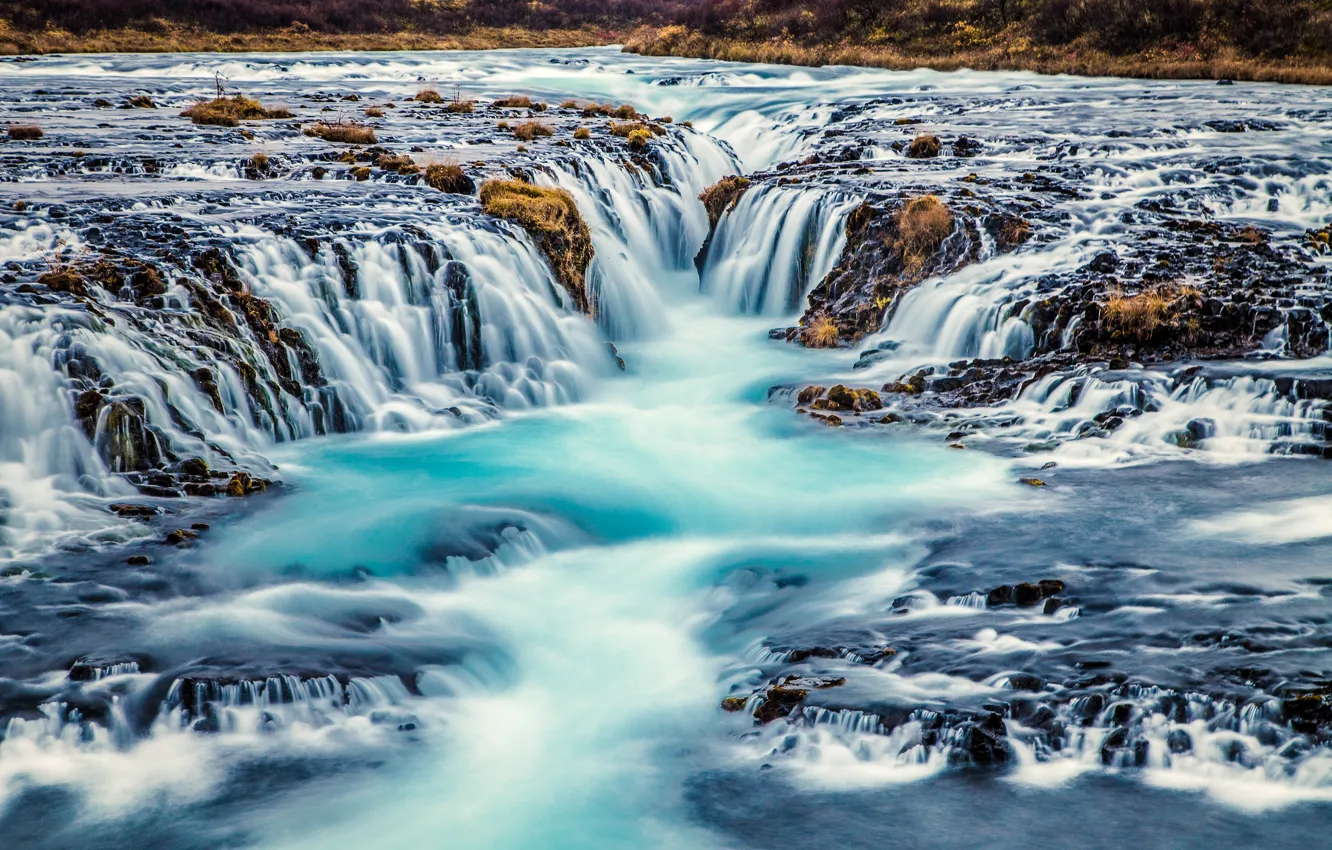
[181,95,291,127]
[1102,287,1180,343]
[445,100,474,114]
[479,180,596,315]
[127,94,155,108]
[304,121,376,144]
[698,175,751,229]
[897,195,954,265]
[7,124,42,140]
[802,315,841,349]
[423,162,474,194]
[573,127,592,140]
[493,96,537,109]
[364,106,384,118]
[415,89,442,103]
[906,134,941,159]
[627,127,651,151]
[513,121,554,141]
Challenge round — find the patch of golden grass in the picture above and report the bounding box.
[802,315,841,349]
[573,126,591,140]
[513,121,553,141]
[445,100,474,114]
[493,95,537,109]
[906,134,941,159]
[304,121,376,144]
[698,175,751,229]
[623,26,1332,88]
[423,161,473,194]
[5,25,614,55]
[1102,287,1182,343]
[181,95,291,127]
[415,89,442,103]
[365,106,384,118]
[7,124,42,140]
[897,195,953,265]
[627,127,651,151]
[479,179,595,315]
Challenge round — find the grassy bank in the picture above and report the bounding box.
[623,26,1332,87]
[0,22,614,55]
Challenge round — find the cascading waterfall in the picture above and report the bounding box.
[699,184,861,315]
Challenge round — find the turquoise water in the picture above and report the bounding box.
[198,303,1012,848]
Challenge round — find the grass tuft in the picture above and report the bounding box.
[698,175,752,229]
[897,195,953,265]
[304,121,376,144]
[513,121,553,141]
[906,134,941,159]
[802,315,841,349]
[423,162,474,194]
[7,125,43,140]
[479,179,595,315]
[181,95,291,127]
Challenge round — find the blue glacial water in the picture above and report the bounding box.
[3,45,1332,850]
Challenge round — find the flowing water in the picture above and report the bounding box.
[2,48,1332,849]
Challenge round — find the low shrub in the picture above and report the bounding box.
[251,152,269,170]
[350,166,371,180]
[611,103,638,119]
[304,121,377,144]
[127,94,155,108]
[7,125,43,140]
[513,121,553,141]
[559,100,580,109]
[415,89,442,103]
[445,100,474,114]
[573,126,591,140]
[897,195,953,264]
[181,95,291,127]
[376,153,417,174]
[365,106,384,117]
[493,95,535,108]
[479,179,595,315]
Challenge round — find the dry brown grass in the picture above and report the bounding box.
[4,24,613,55]
[1236,225,1268,244]
[698,175,751,229]
[415,89,442,103]
[802,315,842,349]
[445,100,474,114]
[479,179,595,315]
[623,26,1332,88]
[573,126,591,140]
[181,95,291,127]
[1102,287,1177,343]
[423,162,474,194]
[512,121,553,141]
[250,152,269,170]
[493,95,536,109]
[364,106,384,118]
[897,195,953,264]
[376,153,418,174]
[627,127,651,151]
[999,217,1032,247]
[7,124,42,140]
[304,121,376,144]
[127,94,155,108]
[907,134,941,159]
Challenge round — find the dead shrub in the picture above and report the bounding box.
[365,106,384,118]
[493,95,535,109]
[573,126,591,140]
[7,125,43,140]
[445,100,474,114]
[415,89,442,103]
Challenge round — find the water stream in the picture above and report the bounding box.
[2,48,1332,849]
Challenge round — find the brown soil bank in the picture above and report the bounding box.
[0,23,613,55]
[625,27,1332,87]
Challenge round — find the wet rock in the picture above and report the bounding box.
[950,712,1010,766]
[721,697,748,712]
[753,685,809,724]
[126,555,151,566]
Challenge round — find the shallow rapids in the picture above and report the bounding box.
[2,47,1332,850]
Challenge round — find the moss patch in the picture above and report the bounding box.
[479,179,595,316]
